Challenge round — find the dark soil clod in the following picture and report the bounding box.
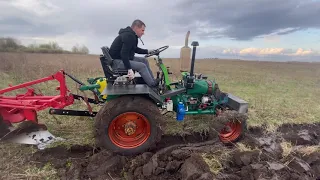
[29,122,320,180]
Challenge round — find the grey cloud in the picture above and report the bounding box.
[171,0,320,40]
[1,0,320,61]
[0,0,179,41]
[0,17,31,34]
[0,17,65,36]
[2,0,320,42]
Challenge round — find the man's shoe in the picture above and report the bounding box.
[154,78,160,86]
[149,79,161,93]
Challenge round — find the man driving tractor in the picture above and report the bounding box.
[109,19,160,87]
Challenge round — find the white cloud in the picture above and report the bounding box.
[222,48,238,55]
[221,47,320,60]
[239,48,285,55]
[291,48,317,56]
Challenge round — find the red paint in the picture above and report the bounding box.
[0,70,74,125]
[219,121,243,143]
[108,112,151,149]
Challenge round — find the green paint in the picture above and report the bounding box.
[186,79,214,95]
[79,84,100,91]
[184,109,216,115]
[159,63,172,90]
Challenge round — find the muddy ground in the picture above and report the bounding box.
[29,122,320,180]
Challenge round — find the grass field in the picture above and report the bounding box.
[1,52,320,179]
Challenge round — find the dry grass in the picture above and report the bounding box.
[280,141,294,158]
[201,148,233,175]
[0,144,59,180]
[1,52,320,178]
[295,145,320,155]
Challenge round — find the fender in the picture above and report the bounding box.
[226,93,249,114]
[101,84,163,104]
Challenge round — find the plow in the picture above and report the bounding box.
[0,40,249,155]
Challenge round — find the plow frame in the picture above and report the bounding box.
[0,70,101,149]
[0,70,77,125]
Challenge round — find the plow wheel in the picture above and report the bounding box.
[213,110,248,145]
[94,95,164,155]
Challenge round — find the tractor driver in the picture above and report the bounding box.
[109,19,160,88]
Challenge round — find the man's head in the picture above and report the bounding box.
[131,19,145,38]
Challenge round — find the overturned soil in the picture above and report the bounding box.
[29,122,320,180]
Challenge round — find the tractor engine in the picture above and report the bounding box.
[163,41,229,119]
[168,73,228,119]
[184,75,227,111]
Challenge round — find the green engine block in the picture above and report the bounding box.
[169,74,228,116]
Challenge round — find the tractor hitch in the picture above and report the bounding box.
[49,108,97,117]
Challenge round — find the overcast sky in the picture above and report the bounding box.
[1,0,320,61]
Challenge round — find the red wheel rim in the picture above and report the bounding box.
[219,121,242,143]
[108,112,151,149]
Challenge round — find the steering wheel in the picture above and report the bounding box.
[145,45,169,58]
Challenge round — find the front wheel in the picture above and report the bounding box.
[94,95,164,155]
[214,110,248,145]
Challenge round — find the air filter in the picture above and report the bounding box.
[179,31,191,72]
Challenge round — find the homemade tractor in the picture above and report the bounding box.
[0,41,248,155]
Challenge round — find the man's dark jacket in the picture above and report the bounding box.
[109,26,148,70]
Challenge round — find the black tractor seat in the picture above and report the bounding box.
[100,46,144,83]
[100,46,127,76]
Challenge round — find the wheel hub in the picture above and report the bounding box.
[223,125,232,133]
[124,121,137,136]
[108,112,151,149]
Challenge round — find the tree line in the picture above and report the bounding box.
[0,37,89,54]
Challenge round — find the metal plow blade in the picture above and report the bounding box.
[0,121,64,150]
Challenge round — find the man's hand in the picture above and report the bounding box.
[148,49,156,54]
[127,69,134,80]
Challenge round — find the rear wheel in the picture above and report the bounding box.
[94,95,164,155]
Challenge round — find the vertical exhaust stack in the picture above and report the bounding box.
[186,41,199,89]
[180,31,191,72]
[190,41,199,77]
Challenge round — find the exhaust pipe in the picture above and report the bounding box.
[190,41,199,77]
[186,41,199,89]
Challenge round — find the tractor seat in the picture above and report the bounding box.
[100,46,141,78]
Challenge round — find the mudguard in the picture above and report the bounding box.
[101,84,163,104]
[226,93,249,114]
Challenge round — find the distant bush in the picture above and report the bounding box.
[0,37,89,54]
[0,37,20,51]
[72,44,90,54]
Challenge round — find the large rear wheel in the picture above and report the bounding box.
[94,95,164,155]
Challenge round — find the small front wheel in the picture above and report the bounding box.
[215,111,248,145]
[94,96,164,155]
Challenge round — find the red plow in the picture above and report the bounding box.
[0,70,100,149]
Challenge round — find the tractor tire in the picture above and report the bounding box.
[94,95,164,156]
[212,110,248,145]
